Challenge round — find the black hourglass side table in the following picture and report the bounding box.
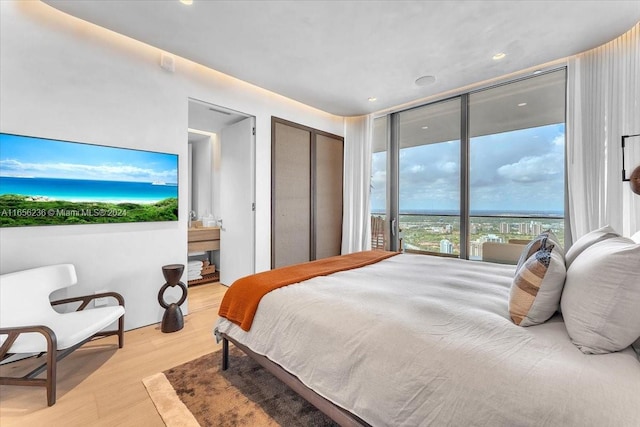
[158,264,188,333]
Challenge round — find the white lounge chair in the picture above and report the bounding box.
[0,264,125,406]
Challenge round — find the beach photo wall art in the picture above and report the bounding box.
[0,133,178,227]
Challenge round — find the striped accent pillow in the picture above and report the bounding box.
[516,229,565,272]
[510,237,567,326]
[515,235,545,272]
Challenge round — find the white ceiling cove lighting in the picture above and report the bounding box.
[42,1,640,116]
[415,75,436,86]
[368,97,377,102]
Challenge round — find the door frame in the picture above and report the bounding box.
[187,98,256,286]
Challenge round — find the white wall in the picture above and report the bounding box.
[0,1,344,329]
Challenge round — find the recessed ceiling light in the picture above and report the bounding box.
[421,126,429,130]
[518,102,527,107]
[180,0,193,5]
[492,52,506,60]
[415,75,436,86]
[368,97,377,102]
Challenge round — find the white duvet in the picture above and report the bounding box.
[215,253,640,426]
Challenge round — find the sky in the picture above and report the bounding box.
[0,133,178,184]
[371,124,565,214]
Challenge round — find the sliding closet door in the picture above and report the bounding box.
[272,118,344,268]
[272,122,311,268]
[315,134,344,259]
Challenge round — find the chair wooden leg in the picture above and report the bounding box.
[46,349,57,406]
[0,326,58,406]
[117,316,125,349]
[1,313,125,407]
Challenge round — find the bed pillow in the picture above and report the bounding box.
[561,236,640,354]
[565,225,619,268]
[631,230,640,243]
[515,236,544,271]
[544,229,565,258]
[515,229,565,272]
[633,338,640,361]
[509,237,566,326]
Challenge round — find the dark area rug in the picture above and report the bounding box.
[144,346,338,426]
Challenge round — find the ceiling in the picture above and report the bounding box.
[43,0,640,117]
[372,68,566,152]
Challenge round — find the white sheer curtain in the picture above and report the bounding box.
[566,22,640,242]
[342,114,374,254]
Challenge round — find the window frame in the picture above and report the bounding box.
[374,68,567,258]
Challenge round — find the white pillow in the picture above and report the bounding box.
[565,225,619,268]
[561,236,640,354]
[631,230,640,243]
[509,238,566,326]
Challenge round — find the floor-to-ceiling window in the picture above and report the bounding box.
[371,69,566,259]
[397,98,461,255]
[468,70,566,259]
[371,117,388,249]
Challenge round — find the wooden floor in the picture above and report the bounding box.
[0,283,228,427]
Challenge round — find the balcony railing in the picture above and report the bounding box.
[371,212,564,259]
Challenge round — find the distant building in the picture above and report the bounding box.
[518,223,530,234]
[470,241,482,258]
[500,222,510,234]
[482,234,503,243]
[531,222,543,235]
[440,239,453,254]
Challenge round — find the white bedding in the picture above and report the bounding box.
[215,253,640,426]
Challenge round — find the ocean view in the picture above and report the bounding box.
[0,176,177,204]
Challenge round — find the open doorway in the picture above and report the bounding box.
[187,98,256,299]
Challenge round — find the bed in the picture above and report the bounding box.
[214,251,640,426]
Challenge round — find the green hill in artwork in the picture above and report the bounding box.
[0,194,178,227]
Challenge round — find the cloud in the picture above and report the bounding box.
[497,152,563,183]
[0,159,176,182]
[372,123,566,212]
[438,161,458,174]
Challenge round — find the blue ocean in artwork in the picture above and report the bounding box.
[0,176,177,204]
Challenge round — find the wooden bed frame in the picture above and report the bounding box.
[220,333,371,427]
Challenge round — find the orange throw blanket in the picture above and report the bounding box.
[218,250,399,331]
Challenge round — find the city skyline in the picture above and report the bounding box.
[398,214,564,256]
